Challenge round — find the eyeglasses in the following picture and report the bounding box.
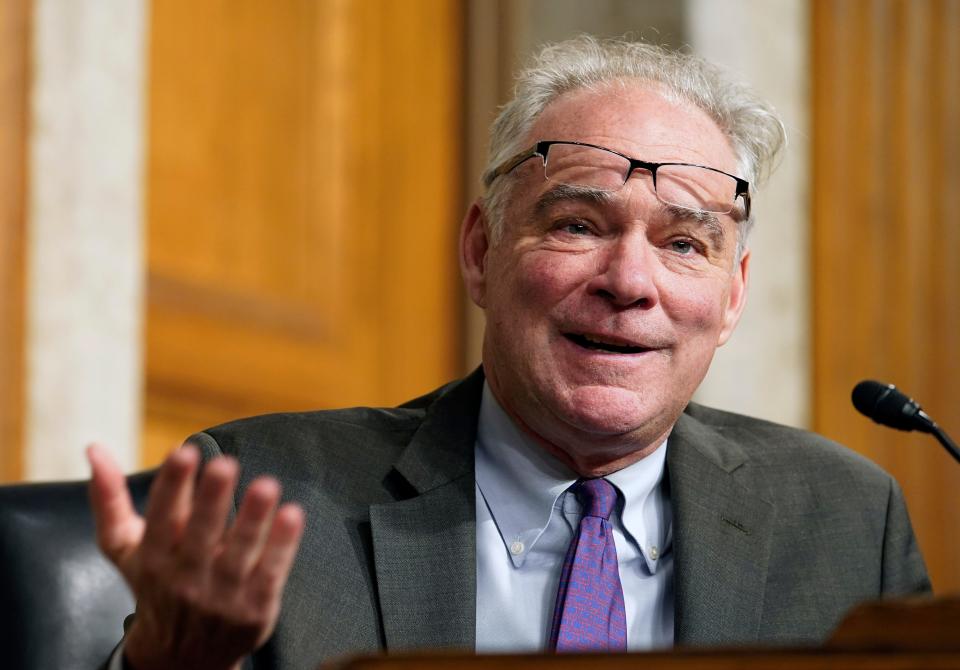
[484,140,751,219]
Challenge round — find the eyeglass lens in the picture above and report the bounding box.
[542,143,738,214]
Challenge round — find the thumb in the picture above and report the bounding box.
[87,443,145,570]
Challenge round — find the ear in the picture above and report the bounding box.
[460,200,490,308]
[717,247,750,346]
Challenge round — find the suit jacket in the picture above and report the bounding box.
[186,369,930,669]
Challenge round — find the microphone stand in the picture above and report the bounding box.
[914,407,960,464]
[927,422,960,465]
[853,380,960,465]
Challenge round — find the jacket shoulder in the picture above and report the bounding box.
[185,375,473,497]
[189,403,428,496]
[682,402,893,490]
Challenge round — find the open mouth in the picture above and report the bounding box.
[564,332,650,354]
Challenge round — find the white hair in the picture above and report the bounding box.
[481,36,786,259]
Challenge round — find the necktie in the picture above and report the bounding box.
[549,478,627,651]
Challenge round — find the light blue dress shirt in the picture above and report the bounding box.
[475,383,674,652]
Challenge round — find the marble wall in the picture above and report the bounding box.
[25,0,146,479]
[687,0,811,428]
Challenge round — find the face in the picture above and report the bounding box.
[461,82,750,475]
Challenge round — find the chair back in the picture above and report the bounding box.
[0,470,155,669]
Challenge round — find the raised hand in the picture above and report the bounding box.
[87,443,305,670]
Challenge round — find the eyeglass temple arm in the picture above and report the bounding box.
[737,181,751,220]
[483,145,544,187]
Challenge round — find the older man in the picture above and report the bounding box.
[90,37,930,670]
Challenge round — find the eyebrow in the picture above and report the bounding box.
[533,183,615,217]
[662,204,726,249]
[533,184,728,249]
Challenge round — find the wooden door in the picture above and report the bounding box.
[812,0,960,592]
[144,0,464,464]
[0,0,30,482]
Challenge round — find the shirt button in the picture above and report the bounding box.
[510,540,525,555]
[650,545,659,560]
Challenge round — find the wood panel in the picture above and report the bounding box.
[144,0,464,463]
[0,0,30,483]
[813,0,960,593]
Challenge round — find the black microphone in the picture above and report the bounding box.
[852,380,960,464]
[851,380,935,432]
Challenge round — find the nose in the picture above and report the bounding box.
[585,233,659,309]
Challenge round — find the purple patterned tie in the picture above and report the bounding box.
[549,478,627,652]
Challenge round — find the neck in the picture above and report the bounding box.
[482,364,670,478]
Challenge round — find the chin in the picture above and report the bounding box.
[556,384,661,438]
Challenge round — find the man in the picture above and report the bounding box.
[89,37,931,670]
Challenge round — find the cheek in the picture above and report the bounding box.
[518,255,568,302]
[664,276,731,333]
[493,251,585,313]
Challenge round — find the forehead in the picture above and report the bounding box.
[526,81,738,175]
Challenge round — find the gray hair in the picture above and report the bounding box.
[481,36,786,259]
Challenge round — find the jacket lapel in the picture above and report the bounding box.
[369,370,483,652]
[668,409,776,646]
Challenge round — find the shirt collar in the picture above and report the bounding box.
[475,382,670,572]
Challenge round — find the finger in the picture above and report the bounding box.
[87,444,145,562]
[177,456,239,573]
[247,503,305,612]
[141,444,201,553]
[211,477,281,597]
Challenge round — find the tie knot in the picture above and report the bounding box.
[574,478,618,519]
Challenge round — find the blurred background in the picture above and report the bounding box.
[1,0,958,590]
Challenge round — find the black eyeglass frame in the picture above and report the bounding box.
[484,140,751,219]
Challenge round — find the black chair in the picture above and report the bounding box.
[0,470,156,669]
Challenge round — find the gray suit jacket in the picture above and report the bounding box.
[189,369,930,669]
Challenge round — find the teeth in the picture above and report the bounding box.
[584,335,617,346]
[568,333,646,354]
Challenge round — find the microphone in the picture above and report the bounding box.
[851,380,935,433]
[852,380,960,465]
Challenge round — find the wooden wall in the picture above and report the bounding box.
[813,0,960,593]
[143,0,465,464]
[0,0,30,483]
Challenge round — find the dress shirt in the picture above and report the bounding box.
[475,383,674,652]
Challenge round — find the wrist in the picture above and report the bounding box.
[123,624,245,670]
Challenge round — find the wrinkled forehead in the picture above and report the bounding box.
[525,81,738,176]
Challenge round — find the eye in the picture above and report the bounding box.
[669,239,697,255]
[557,220,594,236]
